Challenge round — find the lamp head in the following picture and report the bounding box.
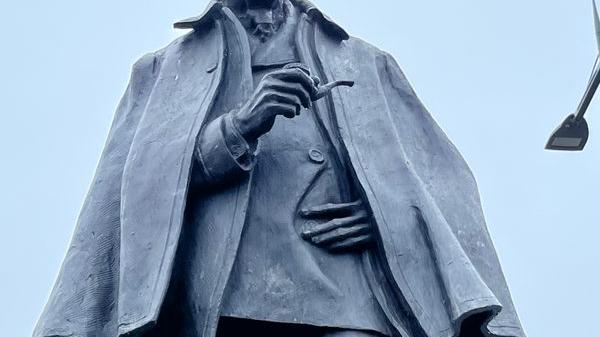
[546,114,590,151]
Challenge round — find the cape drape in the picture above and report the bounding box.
[34,2,526,337]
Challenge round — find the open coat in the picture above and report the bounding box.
[34,1,526,337]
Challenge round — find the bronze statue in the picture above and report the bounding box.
[34,1,526,337]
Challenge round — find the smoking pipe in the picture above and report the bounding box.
[283,63,354,101]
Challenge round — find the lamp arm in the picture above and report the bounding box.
[575,56,600,121]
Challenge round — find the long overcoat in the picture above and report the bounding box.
[34,2,526,337]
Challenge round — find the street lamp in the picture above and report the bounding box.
[546,1,600,151]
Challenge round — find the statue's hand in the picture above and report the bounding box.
[300,200,375,252]
[231,67,318,142]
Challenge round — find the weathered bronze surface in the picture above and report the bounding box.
[34,1,526,337]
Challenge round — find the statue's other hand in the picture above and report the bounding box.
[300,200,375,252]
[231,67,318,142]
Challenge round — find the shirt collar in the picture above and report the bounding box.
[173,0,349,40]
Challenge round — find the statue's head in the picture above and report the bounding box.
[223,0,287,41]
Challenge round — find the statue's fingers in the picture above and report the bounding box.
[270,68,318,98]
[260,91,302,116]
[270,91,303,116]
[265,80,311,109]
[300,200,363,218]
[327,234,374,252]
[263,101,298,119]
[301,212,367,238]
[311,75,321,86]
[311,224,371,246]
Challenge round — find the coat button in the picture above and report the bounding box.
[308,149,325,163]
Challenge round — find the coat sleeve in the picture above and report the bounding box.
[33,52,162,337]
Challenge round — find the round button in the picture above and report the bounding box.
[308,148,325,163]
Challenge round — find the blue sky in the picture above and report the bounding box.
[0,1,598,336]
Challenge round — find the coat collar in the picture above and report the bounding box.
[174,0,349,40]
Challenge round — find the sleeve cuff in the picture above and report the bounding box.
[222,112,257,170]
[195,112,256,184]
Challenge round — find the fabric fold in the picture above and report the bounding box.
[416,203,502,334]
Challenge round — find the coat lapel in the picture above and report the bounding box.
[191,7,255,337]
[295,15,417,337]
[118,22,226,335]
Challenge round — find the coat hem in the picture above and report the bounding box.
[118,317,155,337]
